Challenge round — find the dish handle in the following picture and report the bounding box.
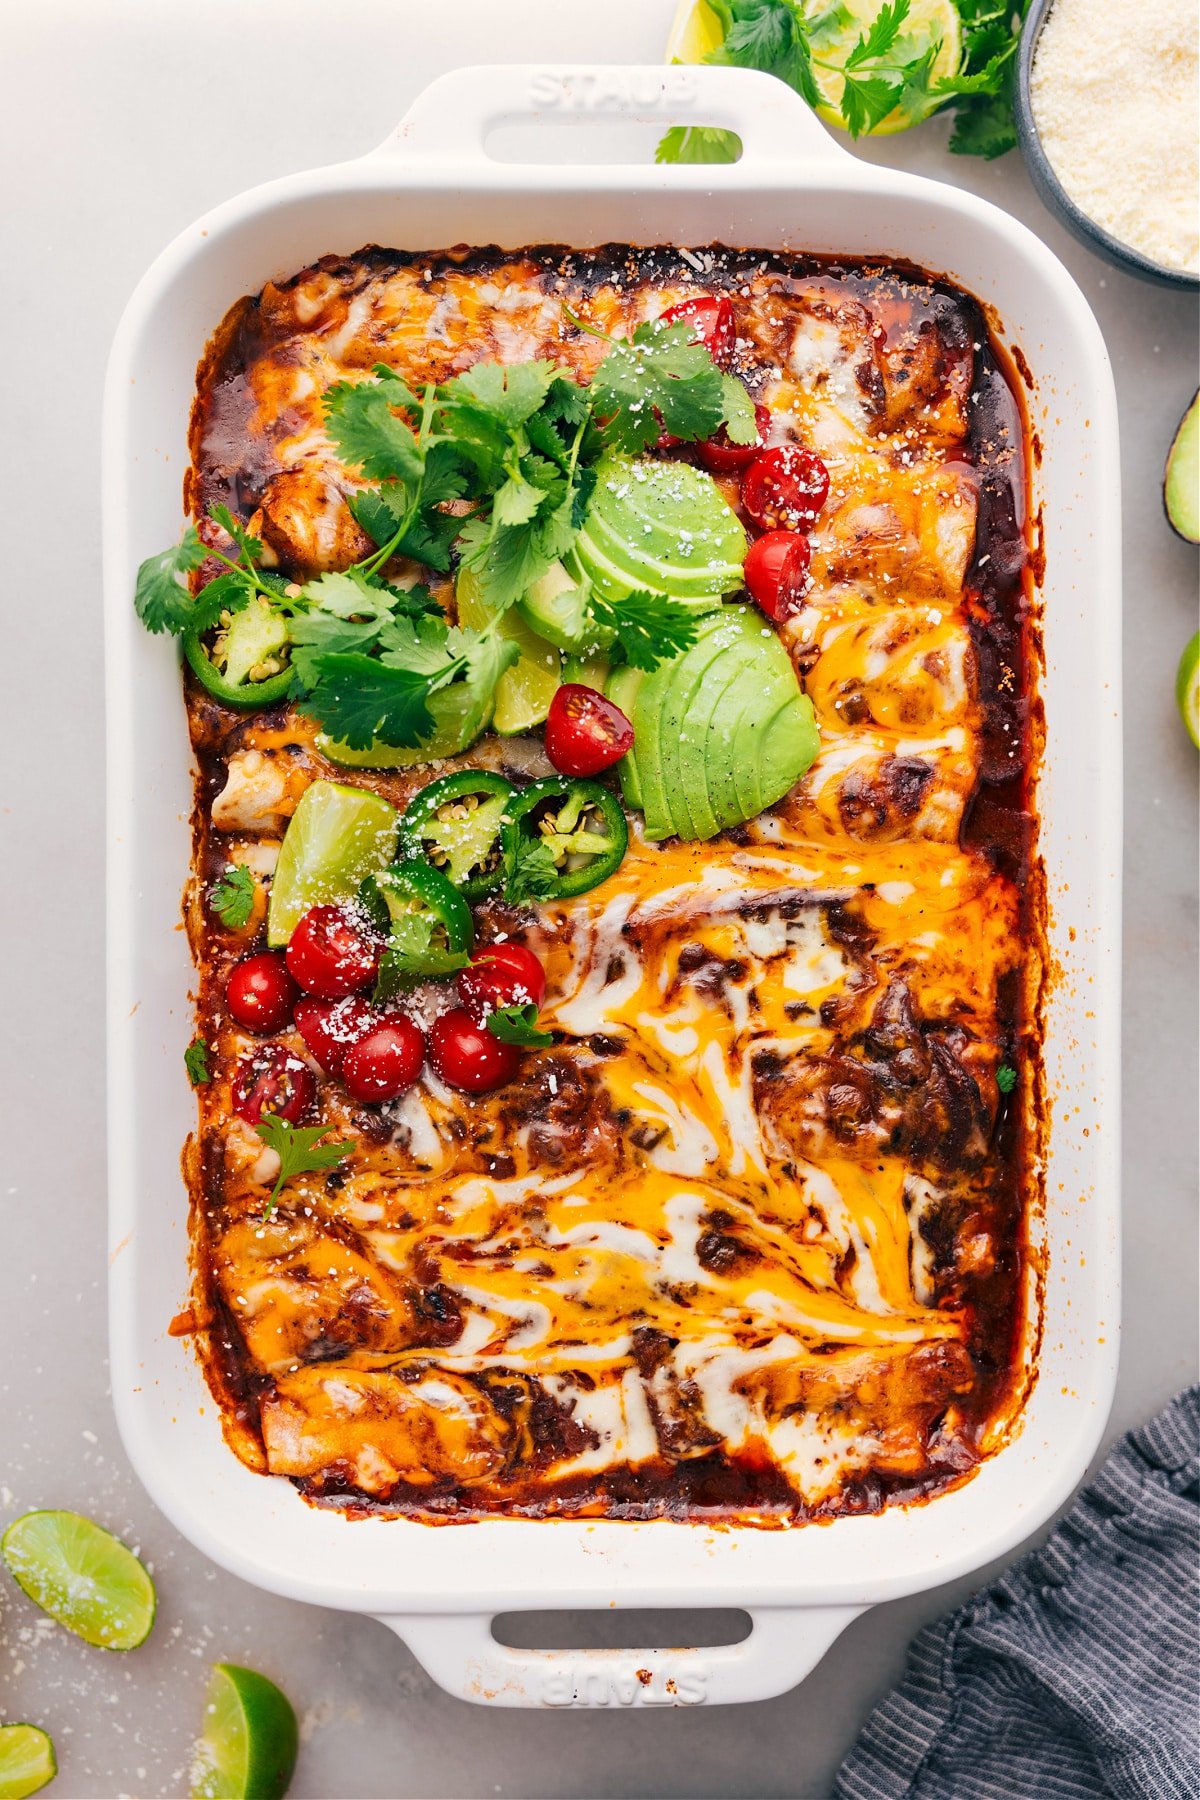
[370,63,851,173]
[379,1605,863,1708]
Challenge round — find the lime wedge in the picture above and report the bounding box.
[1,1511,155,1651]
[456,568,560,735]
[0,1726,56,1800]
[1177,631,1200,749]
[806,0,961,135]
[665,0,725,64]
[266,780,398,948]
[192,1663,298,1800]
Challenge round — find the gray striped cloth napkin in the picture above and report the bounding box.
[835,1386,1200,1800]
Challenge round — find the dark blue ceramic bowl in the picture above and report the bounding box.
[1015,0,1199,291]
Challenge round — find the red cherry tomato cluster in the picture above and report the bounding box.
[649,293,831,622]
[227,898,552,1129]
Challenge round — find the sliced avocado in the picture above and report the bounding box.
[626,606,819,842]
[605,665,645,811]
[1165,391,1199,544]
[570,453,746,603]
[694,636,771,837]
[629,664,674,839]
[565,648,612,690]
[658,616,745,840]
[759,695,820,812]
[215,596,291,687]
[517,561,611,653]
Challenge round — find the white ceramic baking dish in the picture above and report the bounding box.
[103,63,1122,1709]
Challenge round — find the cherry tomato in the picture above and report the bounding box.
[696,403,772,474]
[294,995,374,1077]
[225,952,298,1036]
[659,295,736,368]
[545,684,634,777]
[741,445,830,531]
[341,1018,426,1104]
[285,904,380,999]
[458,942,547,1020]
[743,529,812,622]
[430,1007,523,1094]
[232,1046,315,1125]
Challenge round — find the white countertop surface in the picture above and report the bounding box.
[2,3,1196,1794]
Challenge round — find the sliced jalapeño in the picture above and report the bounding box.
[397,770,515,902]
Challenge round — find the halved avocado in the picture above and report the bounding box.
[1165,392,1199,544]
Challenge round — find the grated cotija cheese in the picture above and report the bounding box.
[1030,0,1199,274]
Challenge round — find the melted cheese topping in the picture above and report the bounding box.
[188,249,1034,1520]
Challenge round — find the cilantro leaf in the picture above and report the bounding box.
[840,69,903,135]
[377,612,459,675]
[442,359,558,431]
[996,1062,1017,1094]
[709,0,819,105]
[298,652,445,750]
[591,590,710,672]
[287,611,382,690]
[720,374,759,444]
[133,526,208,634]
[655,126,743,165]
[209,502,265,568]
[948,90,1018,157]
[254,1114,353,1216]
[210,864,256,929]
[504,838,560,905]
[486,1002,553,1049]
[299,568,398,622]
[184,1038,211,1085]
[844,0,909,68]
[324,378,424,485]
[374,916,471,1001]
[589,318,727,454]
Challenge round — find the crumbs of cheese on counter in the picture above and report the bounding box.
[1030,0,1199,274]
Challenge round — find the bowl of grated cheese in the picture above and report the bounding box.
[1016,0,1199,289]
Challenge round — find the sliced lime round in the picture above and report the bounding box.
[1,1511,155,1651]
[807,0,962,135]
[192,1663,299,1800]
[1177,630,1200,749]
[266,779,398,947]
[0,1726,56,1800]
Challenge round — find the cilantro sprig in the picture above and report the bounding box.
[486,1002,554,1050]
[210,864,256,930]
[135,305,755,745]
[184,1038,212,1086]
[657,0,1031,161]
[253,1115,353,1217]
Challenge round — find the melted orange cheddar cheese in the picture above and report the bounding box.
[184,246,1040,1523]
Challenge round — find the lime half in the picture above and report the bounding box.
[1177,631,1200,748]
[808,0,961,135]
[1,1511,155,1651]
[0,1726,56,1800]
[267,780,399,947]
[665,0,961,137]
[192,1664,299,1800]
[665,0,724,63]
[456,568,561,735]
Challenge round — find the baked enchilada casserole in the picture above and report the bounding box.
[138,244,1042,1523]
